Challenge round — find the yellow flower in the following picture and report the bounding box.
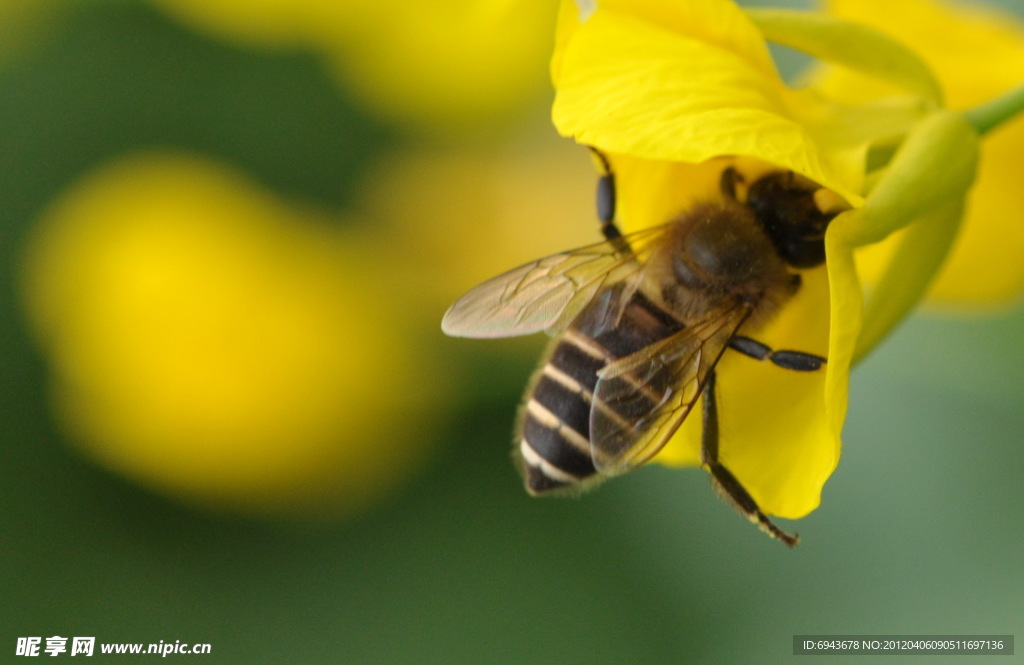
[150,0,554,130]
[21,153,445,516]
[549,0,1020,523]
[0,0,62,62]
[812,0,1024,307]
[357,142,598,308]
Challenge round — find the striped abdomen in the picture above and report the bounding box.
[518,286,685,494]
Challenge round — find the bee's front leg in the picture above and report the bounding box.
[588,147,633,256]
[701,370,800,547]
[719,166,742,201]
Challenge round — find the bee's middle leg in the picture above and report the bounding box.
[701,370,799,547]
[728,336,826,371]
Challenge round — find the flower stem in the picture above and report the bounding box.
[963,83,1024,136]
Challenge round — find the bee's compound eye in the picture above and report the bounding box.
[672,255,705,289]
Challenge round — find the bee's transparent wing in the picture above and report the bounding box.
[441,226,667,339]
[589,307,751,475]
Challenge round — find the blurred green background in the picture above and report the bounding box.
[2,0,1022,663]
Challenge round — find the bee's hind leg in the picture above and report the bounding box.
[701,370,800,547]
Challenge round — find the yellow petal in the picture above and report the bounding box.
[21,153,444,516]
[605,152,732,233]
[817,0,1024,307]
[552,0,777,86]
[155,0,554,129]
[926,121,1024,305]
[821,0,1024,109]
[552,5,784,156]
[747,8,943,106]
[552,1,887,205]
[331,0,555,129]
[823,223,861,452]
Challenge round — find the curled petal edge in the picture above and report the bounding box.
[747,9,944,107]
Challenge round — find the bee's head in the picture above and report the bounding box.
[744,172,841,269]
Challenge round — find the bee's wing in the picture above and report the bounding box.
[441,226,667,339]
[589,306,752,475]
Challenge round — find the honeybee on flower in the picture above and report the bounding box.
[444,0,1024,542]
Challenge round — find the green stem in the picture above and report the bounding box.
[963,83,1024,136]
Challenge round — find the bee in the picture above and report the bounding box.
[442,152,841,546]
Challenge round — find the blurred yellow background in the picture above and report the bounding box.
[2,0,1022,662]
